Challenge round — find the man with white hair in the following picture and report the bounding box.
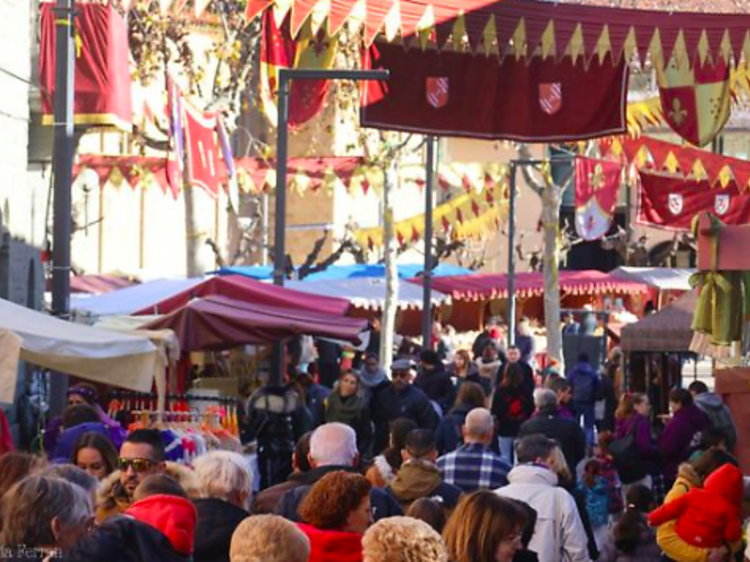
[275,423,401,522]
[436,408,511,492]
[192,451,254,562]
[518,388,586,477]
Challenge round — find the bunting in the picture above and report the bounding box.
[72,155,172,194]
[600,136,750,191]
[241,0,750,69]
[353,169,509,250]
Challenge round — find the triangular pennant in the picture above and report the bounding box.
[245,0,270,21]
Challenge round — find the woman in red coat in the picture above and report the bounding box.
[297,471,373,562]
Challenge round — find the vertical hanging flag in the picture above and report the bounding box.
[657,57,731,148]
[183,101,221,198]
[39,2,132,130]
[574,157,622,241]
[165,77,185,199]
[260,11,338,128]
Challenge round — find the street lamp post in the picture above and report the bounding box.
[270,68,389,386]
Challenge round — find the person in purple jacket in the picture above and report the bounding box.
[615,393,660,488]
[658,388,710,483]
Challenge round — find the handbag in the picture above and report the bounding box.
[609,418,648,484]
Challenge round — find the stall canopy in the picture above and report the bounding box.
[142,295,367,352]
[133,275,352,316]
[71,278,204,317]
[420,270,649,302]
[70,274,138,295]
[621,289,698,353]
[286,277,451,311]
[610,267,696,292]
[0,298,159,400]
[214,263,473,282]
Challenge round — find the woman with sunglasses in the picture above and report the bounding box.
[71,432,119,481]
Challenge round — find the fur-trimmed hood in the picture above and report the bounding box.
[97,462,199,521]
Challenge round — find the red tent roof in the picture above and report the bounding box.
[420,270,649,301]
[142,295,367,352]
[132,275,351,316]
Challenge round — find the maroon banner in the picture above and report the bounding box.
[637,172,750,231]
[39,2,132,130]
[361,43,628,141]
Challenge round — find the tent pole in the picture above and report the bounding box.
[421,136,436,349]
[507,162,517,349]
[50,0,76,414]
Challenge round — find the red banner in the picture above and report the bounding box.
[361,42,628,141]
[39,3,132,130]
[184,102,222,198]
[637,172,750,231]
[574,157,622,241]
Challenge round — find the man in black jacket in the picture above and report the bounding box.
[370,359,440,453]
[415,350,455,414]
[275,423,402,522]
[517,388,586,477]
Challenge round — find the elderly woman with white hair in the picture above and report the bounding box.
[192,450,254,562]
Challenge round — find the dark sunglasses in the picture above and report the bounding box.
[392,371,411,379]
[117,457,156,472]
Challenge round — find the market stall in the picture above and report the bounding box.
[0,298,161,404]
[141,295,367,353]
[610,267,695,309]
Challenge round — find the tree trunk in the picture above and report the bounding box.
[380,159,399,370]
[184,185,203,277]
[541,183,563,365]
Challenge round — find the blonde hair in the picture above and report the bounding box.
[230,515,310,562]
[363,516,448,562]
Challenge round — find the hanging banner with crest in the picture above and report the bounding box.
[574,157,623,241]
[361,42,629,141]
[637,172,750,230]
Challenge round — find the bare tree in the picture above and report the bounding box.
[516,144,574,365]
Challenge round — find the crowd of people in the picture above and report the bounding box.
[0,321,745,562]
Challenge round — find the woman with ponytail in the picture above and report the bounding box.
[598,485,660,562]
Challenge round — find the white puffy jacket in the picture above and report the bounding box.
[495,464,591,562]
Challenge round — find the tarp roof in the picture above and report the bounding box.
[621,289,697,352]
[69,274,137,295]
[419,270,649,301]
[248,0,750,66]
[286,277,451,310]
[214,263,473,282]
[610,267,696,292]
[133,275,352,316]
[0,298,159,398]
[71,278,204,317]
[142,295,367,352]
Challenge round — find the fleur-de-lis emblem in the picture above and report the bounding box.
[589,164,605,191]
[669,99,688,126]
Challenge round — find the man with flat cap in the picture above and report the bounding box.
[370,358,441,454]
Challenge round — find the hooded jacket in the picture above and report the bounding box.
[62,517,190,562]
[414,364,455,414]
[659,404,711,481]
[125,494,197,556]
[649,463,743,548]
[655,463,709,562]
[495,465,590,562]
[297,523,362,562]
[193,498,249,562]
[693,392,737,450]
[567,361,600,405]
[96,462,199,523]
[388,459,462,511]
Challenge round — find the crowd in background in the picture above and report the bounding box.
[0,314,745,562]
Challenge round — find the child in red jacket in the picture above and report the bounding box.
[648,463,742,550]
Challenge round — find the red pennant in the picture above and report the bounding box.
[411,225,420,242]
[455,208,464,224]
[471,200,481,217]
[442,216,451,231]
[462,175,473,192]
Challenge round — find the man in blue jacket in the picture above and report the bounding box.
[566,353,600,447]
